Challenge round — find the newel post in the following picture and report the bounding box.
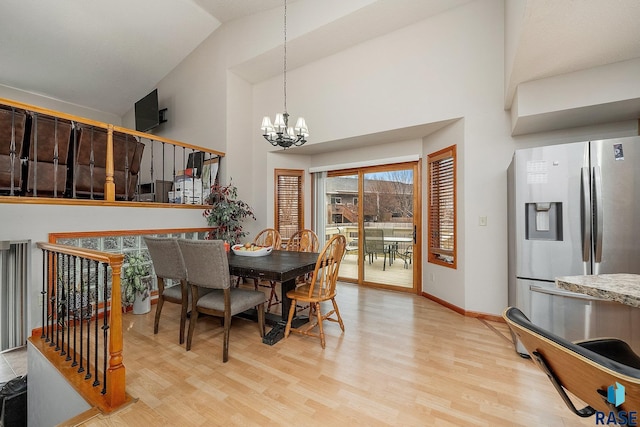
[106,254,126,408]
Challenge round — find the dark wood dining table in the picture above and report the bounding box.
[228,250,319,345]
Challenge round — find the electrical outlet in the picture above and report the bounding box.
[429,273,435,282]
[479,216,488,226]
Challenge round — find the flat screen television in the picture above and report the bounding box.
[135,89,159,132]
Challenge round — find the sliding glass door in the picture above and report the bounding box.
[324,162,419,292]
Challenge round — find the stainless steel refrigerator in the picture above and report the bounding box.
[507,136,640,356]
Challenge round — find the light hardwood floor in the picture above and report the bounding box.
[77,283,592,426]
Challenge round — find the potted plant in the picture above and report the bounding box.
[203,180,256,245]
[122,252,152,314]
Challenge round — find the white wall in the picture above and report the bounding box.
[151,0,515,315]
[0,83,121,124]
[252,0,512,314]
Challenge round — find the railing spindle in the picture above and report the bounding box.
[78,258,85,374]
[93,260,100,387]
[84,259,92,380]
[101,263,109,395]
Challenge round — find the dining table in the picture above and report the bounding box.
[383,236,413,265]
[228,249,319,345]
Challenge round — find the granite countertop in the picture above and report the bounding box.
[556,274,640,308]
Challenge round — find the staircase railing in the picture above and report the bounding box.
[30,242,131,413]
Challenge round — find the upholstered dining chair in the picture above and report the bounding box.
[284,234,346,348]
[143,236,190,345]
[504,306,640,418]
[178,239,266,363]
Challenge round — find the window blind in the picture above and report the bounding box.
[427,146,456,268]
[275,170,304,240]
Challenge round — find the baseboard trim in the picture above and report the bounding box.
[421,292,505,323]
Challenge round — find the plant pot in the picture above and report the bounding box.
[132,291,151,315]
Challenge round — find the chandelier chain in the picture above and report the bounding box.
[283,0,287,114]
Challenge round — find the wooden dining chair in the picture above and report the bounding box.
[504,306,640,418]
[286,229,319,253]
[143,236,190,344]
[242,228,283,313]
[253,228,282,250]
[287,229,320,313]
[178,239,266,363]
[284,234,346,348]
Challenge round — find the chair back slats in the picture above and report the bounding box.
[178,239,230,289]
[254,228,282,250]
[286,229,319,253]
[143,237,186,281]
[306,234,346,300]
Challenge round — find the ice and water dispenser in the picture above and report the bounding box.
[525,202,563,241]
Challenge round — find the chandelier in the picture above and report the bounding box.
[260,0,308,149]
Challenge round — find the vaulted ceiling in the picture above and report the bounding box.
[1,0,639,125]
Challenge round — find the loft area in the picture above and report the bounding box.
[0,98,222,204]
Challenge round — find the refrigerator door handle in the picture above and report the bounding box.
[529,284,602,301]
[593,166,603,271]
[580,167,591,267]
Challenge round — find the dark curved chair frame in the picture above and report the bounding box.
[504,306,640,419]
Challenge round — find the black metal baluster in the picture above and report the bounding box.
[162,141,166,187]
[33,113,38,197]
[53,117,59,197]
[85,259,92,380]
[47,249,53,343]
[124,134,130,199]
[64,254,72,360]
[172,144,176,186]
[72,255,78,367]
[72,123,78,198]
[149,140,154,194]
[101,262,109,394]
[78,258,85,374]
[93,260,100,386]
[89,127,95,199]
[41,249,47,340]
[53,252,60,349]
[59,254,68,356]
[9,107,16,195]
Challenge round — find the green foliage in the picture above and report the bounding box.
[122,252,152,307]
[203,180,256,244]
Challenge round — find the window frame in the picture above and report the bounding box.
[274,169,304,241]
[427,145,457,269]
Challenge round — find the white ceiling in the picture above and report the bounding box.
[1,0,639,128]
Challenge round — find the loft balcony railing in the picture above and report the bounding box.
[31,242,131,413]
[0,97,223,204]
